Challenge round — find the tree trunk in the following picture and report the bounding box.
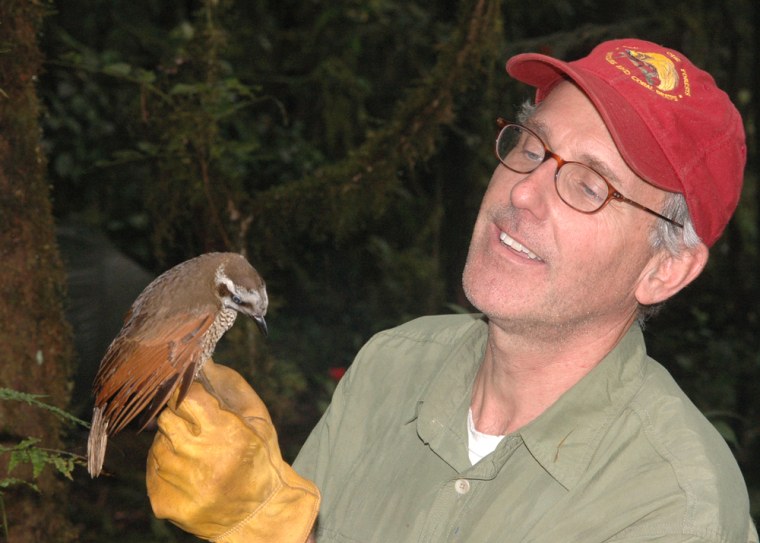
[0,1,79,541]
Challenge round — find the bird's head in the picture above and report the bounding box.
[214,256,269,336]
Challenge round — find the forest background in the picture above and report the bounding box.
[0,0,758,541]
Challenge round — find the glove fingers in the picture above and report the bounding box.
[149,397,283,538]
[197,360,272,421]
[147,427,197,522]
[146,359,321,542]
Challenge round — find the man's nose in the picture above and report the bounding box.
[507,159,558,221]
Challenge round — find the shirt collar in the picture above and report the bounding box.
[519,326,648,489]
[414,317,488,472]
[414,319,648,487]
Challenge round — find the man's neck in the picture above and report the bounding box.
[470,316,636,436]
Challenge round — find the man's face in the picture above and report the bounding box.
[462,82,669,339]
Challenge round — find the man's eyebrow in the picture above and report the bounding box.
[522,116,627,189]
[523,116,549,138]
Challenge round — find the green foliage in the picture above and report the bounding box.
[0,389,87,492]
[0,388,88,538]
[0,388,88,429]
[1,438,79,490]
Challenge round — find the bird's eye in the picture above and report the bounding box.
[232,295,243,305]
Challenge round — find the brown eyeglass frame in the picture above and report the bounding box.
[495,118,684,229]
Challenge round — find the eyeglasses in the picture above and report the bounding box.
[494,118,683,228]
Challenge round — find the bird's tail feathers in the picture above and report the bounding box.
[87,406,109,478]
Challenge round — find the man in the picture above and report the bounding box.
[145,39,757,542]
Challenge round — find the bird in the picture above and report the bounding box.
[86,252,268,477]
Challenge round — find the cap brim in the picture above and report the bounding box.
[506,53,682,195]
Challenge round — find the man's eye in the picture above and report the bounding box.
[523,149,543,162]
[579,182,605,202]
[516,140,543,163]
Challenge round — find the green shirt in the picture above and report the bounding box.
[294,314,757,542]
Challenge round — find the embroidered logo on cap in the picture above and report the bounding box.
[604,46,690,101]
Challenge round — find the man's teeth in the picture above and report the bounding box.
[499,232,540,260]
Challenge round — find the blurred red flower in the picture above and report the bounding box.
[328,366,347,382]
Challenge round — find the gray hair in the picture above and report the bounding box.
[638,193,701,324]
[649,192,701,254]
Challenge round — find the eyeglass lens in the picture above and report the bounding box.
[494,121,684,228]
[497,124,611,213]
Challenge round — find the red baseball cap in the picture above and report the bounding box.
[506,39,746,247]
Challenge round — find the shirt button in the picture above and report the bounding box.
[454,479,470,494]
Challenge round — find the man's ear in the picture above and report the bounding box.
[635,243,709,306]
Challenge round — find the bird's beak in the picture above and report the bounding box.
[252,315,268,337]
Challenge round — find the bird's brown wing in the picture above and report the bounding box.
[93,312,215,435]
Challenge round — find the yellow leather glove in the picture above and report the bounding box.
[146,359,320,543]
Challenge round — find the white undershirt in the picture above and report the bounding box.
[467,408,506,465]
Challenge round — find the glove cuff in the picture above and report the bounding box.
[214,463,320,543]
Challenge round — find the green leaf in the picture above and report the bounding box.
[169,83,204,95]
[51,456,76,480]
[0,388,88,428]
[7,438,40,475]
[29,448,47,479]
[0,478,38,492]
[134,68,157,84]
[101,62,133,77]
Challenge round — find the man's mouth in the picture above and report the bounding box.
[499,231,542,261]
